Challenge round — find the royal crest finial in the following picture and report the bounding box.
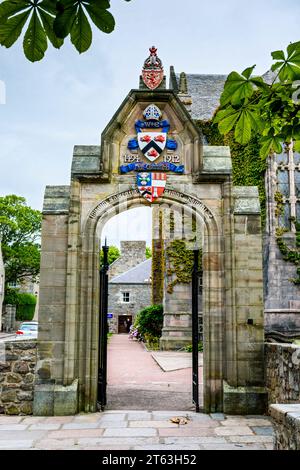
[142,46,164,90]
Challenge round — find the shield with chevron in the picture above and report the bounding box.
[137,132,167,162]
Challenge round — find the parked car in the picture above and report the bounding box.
[15,321,38,339]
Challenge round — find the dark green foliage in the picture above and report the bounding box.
[276,218,300,284]
[166,240,202,294]
[184,341,203,352]
[198,121,266,227]
[0,195,41,289]
[134,304,163,338]
[214,41,300,158]
[0,0,132,61]
[100,245,120,266]
[4,289,37,321]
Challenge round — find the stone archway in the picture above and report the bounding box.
[66,189,223,413]
[33,87,267,417]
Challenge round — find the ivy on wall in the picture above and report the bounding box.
[276,218,300,284]
[152,210,164,304]
[197,120,267,226]
[166,240,202,294]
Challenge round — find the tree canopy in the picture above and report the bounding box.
[0,0,132,62]
[214,41,300,159]
[0,194,41,286]
[100,244,120,266]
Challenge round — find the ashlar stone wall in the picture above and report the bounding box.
[0,340,37,415]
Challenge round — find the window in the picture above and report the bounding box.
[274,142,300,231]
[122,292,130,303]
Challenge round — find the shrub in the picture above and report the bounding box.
[185,341,203,352]
[134,304,163,338]
[4,289,37,321]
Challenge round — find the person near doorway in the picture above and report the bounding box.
[126,317,132,333]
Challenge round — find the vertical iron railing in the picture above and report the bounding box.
[97,241,109,411]
[192,249,200,412]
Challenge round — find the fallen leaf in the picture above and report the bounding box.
[170,416,189,425]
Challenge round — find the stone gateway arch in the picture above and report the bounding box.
[33,52,267,416]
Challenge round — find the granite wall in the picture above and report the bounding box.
[265,343,300,404]
[0,340,37,415]
[270,404,300,450]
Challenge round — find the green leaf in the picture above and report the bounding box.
[96,0,111,8]
[294,140,300,153]
[218,111,240,135]
[84,1,115,33]
[287,41,300,58]
[260,136,283,158]
[39,0,59,15]
[242,65,256,79]
[23,10,48,62]
[271,50,285,61]
[234,110,252,145]
[53,2,77,38]
[250,76,270,91]
[270,41,300,81]
[271,61,283,72]
[70,4,92,53]
[0,9,30,47]
[39,8,63,49]
[220,71,254,107]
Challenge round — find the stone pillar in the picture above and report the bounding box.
[152,206,164,305]
[160,208,195,350]
[0,240,4,332]
[2,305,16,332]
[223,187,267,414]
[33,186,76,416]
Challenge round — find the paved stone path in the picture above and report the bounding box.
[0,411,274,450]
[107,334,203,410]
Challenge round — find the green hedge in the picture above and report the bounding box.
[134,304,163,338]
[4,290,37,321]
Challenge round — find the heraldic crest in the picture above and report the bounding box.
[142,46,164,90]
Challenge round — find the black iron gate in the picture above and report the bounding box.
[97,242,109,411]
[192,249,200,412]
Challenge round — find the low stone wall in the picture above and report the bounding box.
[0,340,37,415]
[265,342,300,404]
[270,404,300,450]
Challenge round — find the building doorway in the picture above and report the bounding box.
[118,315,132,334]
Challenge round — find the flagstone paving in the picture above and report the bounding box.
[0,411,274,450]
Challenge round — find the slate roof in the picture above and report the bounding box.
[110,258,152,284]
[172,69,276,121]
[175,73,227,120]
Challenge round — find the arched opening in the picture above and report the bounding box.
[65,189,224,414]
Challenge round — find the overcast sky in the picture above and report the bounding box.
[0,0,299,247]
